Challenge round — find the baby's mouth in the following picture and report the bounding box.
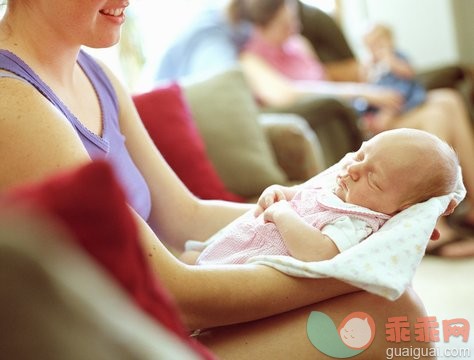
[337,176,348,191]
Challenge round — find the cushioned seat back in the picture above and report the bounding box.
[298,2,354,63]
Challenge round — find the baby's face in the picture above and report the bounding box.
[335,131,421,215]
[364,26,393,57]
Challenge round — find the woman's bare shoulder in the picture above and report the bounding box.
[0,77,90,190]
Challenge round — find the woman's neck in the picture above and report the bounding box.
[0,14,80,87]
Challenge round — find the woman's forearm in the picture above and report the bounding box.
[150,197,252,251]
[176,263,357,330]
[296,79,379,100]
[137,213,356,330]
[193,199,253,240]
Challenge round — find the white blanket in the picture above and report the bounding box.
[246,163,466,300]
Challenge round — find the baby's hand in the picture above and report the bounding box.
[263,200,294,224]
[254,185,287,217]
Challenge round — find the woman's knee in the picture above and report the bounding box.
[306,289,435,359]
[428,88,466,112]
[327,289,436,359]
[200,288,435,359]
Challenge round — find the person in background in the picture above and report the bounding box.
[154,0,253,82]
[357,23,427,135]
[235,0,474,258]
[0,0,437,358]
[155,0,365,173]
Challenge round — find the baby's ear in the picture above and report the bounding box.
[442,199,458,216]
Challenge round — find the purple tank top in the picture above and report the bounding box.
[0,49,152,221]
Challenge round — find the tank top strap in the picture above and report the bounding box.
[0,49,152,221]
[0,49,111,150]
[0,69,27,81]
[76,50,119,117]
[0,50,73,117]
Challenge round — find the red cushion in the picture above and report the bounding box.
[133,83,244,202]
[2,161,215,360]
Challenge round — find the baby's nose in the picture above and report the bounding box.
[346,164,361,181]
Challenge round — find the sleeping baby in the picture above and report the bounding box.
[181,128,459,265]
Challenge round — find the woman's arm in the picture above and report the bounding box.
[103,66,359,329]
[103,65,251,250]
[240,50,403,111]
[0,64,358,335]
[135,212,356,330]
[0,78,92,191]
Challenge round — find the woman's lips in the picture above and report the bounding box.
[99,2,129,18]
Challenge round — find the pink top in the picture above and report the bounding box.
[243,33,327,81]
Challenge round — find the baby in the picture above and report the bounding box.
[182,128,459,264]
[356,23,427,135]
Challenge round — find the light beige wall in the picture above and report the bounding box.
[452,0,474,66]
[339,0,472,71]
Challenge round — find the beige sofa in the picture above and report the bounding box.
[179,67,366,201]
[182,68,326,200]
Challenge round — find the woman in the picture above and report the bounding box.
[0,1,435,358]
[235,0,474,257]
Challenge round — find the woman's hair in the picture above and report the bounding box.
[226,0,287,26]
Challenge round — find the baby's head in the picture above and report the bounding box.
[363,23,394,56]
[335,128,459,215]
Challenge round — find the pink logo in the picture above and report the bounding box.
[338,312,376,350]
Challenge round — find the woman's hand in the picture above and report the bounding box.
[364,87,404,112]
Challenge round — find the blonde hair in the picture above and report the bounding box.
[363,23,393,47]
[402,131,459,206]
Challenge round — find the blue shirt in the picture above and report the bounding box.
[155,6,252,82]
